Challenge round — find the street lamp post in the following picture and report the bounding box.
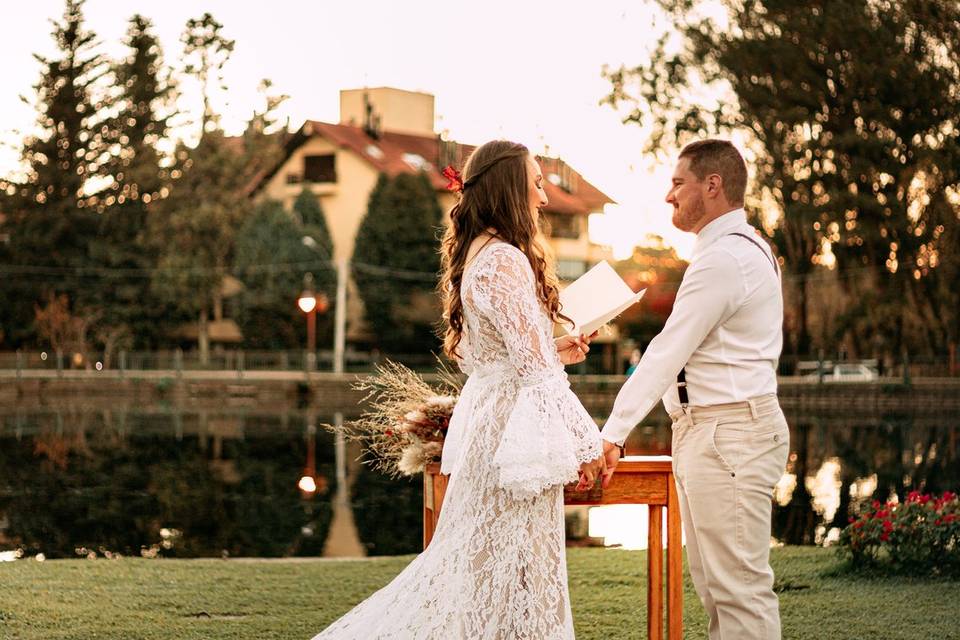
[298,273,328,371]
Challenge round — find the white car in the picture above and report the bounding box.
[803,363,878,382]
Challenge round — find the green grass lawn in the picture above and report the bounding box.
[2,546,958,639]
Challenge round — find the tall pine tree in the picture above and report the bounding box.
[88,13,175,355]
[0,0,107,347]
[352,172,443,353]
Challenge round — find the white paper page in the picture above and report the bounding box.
[559,261,646,336]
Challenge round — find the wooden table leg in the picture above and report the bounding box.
[423,471,449,550]
[647,505,664,640]
[667,477,683,640]
[423,470,434,550]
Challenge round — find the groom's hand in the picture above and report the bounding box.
[601,440,621,488]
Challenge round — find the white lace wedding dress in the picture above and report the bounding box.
[312,242,602,639]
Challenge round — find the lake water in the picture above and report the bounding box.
[1,401,957,558]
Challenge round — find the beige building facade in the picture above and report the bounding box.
[249,87,615,342]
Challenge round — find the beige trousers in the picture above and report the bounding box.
[669,394,789,640]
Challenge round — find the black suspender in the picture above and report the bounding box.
[728,232,780,276]
[676,231,779,408]
[677,367,690,406]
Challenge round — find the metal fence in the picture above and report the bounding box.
[0,349,445,376]
[0,349,955,380]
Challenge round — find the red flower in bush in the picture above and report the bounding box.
[839,489,960,577]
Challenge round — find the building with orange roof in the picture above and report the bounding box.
[245,87,617,344]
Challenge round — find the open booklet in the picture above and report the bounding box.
[558,261,646,336]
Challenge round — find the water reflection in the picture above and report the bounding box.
[0,403,956,557]
[0,406,344,558]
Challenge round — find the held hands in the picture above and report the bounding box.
[575,453,606,491]
[575,441,622,491]
[555,331,600,366]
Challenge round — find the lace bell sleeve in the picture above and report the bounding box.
[474,245,602,500]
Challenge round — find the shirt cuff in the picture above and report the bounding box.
[601,414,635,447]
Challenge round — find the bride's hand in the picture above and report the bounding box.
[555,332,598,366]
[575,454,606,491]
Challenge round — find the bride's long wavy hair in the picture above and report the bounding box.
[439,140,568,359]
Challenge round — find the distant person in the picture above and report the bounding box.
[311,140,603,638]
[601,139,789,640]
[626,347,642,375]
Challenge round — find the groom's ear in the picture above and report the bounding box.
[705,173,724,200]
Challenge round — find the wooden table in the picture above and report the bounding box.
[423,456,682,640]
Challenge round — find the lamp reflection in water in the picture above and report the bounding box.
[299,413,323,497]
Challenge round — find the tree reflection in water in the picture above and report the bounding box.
[0,404,956,557]
[0,407,336,558]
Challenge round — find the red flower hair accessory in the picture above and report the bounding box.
[442,165,464,193]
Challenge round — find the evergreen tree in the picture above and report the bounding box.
[87,13,175,354]
[232,200,332,349]
[293,188,335,276]
[352,172,443,352]
[0,0,106,347]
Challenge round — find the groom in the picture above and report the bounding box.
[601,139,789,640]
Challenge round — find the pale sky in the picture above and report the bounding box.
[0,0,697,257]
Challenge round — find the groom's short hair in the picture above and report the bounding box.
[679,139,747,206]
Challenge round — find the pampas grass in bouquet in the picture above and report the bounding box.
[332,360,462,477]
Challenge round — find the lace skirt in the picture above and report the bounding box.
[313,370,576,639]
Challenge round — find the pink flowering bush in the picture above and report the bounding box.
[838,491,960,576]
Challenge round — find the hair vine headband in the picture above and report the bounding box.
[441,165,464,193]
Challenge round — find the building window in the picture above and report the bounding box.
[545,212,581,240]
[303,154,336,183]
[556,259,589,281]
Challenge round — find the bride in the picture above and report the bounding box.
[312,140,604,639]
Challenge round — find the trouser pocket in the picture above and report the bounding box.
[712,413,789,489]
[705,418,741,476]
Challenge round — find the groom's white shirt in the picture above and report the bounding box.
[602,208,783,445]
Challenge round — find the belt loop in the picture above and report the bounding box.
[747,397,760,420]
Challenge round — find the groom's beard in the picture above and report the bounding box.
[672,195,706,232]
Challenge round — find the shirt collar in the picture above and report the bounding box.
[692,208,747,259]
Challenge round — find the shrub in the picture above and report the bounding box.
[838,490,959,576]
